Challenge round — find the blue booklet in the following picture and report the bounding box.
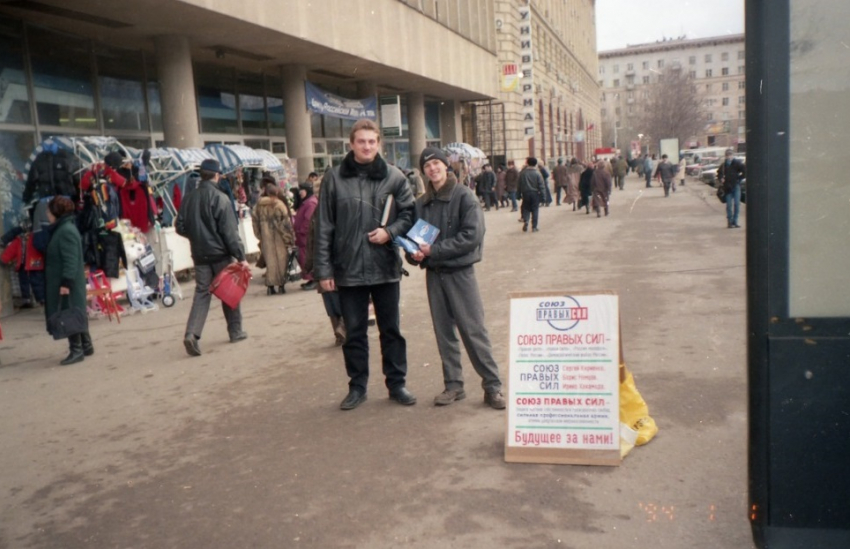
[395,219,440,254]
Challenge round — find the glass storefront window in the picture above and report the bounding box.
[196,64,238,134]
[311,112,324,138]
[238,72,267,135]
[28,27,97,130]
[0,20,31,124]
[341,118,355,141]
[324,116,343,138]
[425,102,441,140]
[147,82,163,132]
[266,74,285,136]
[0,130,36,232]
[97,46,147,132]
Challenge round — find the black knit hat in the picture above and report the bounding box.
[419,147,449,172]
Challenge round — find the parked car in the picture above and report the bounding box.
[700,163,720,186]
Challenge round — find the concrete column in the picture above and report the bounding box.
[440,100,463,145]
[281,64,313,183]
[154,35,201,148]
[407,92,426,170]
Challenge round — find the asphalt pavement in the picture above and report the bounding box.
[0,172,753,549]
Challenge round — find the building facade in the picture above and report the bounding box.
[597,34,746,154]
[0,0,501,232]
[465,0,601,168]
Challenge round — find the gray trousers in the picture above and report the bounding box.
[425,266,502,393]
[185,258,242,339]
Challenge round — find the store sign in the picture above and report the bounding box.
[305,81,377,120]
[502,63,520,92]
[379,95,402,137]
[519,5,534,140]
[505,292,621,466]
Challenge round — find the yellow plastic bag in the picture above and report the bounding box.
[619,364,658,457]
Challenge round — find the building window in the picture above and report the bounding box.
[739,110,746,119]
[706,69,713,77]
[642,61,649,69]
[613,79,619,87]
[739,81,746,89]
[613,64,619,73]
[599,66,605,74]
[739,95,746,104]
[689,55,696,65]
[642,76,650,84]
[689,71,696,79]
[196,64,238,134]
[722,67,729,76]
[738,50,745,60]
[601,108,607,116]
[601,92,606,102]
[705,54,712,63]
[28,27,98,129]
[627,105,633,114]
[706,83,712,92]
[722,97,730,106]
[0,22,31,124]
[657,59,664,68]
[598,79,604,87]
[721,52,729,61]
[722,82,729,91]
[627,63,633,70]
[707,112,714,120]
[615,107,621,115]
[738,65,745,74]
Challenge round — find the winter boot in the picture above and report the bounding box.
[81,331,95,356]
[60,334,85,365]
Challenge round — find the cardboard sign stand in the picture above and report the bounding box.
[505,291,623,467]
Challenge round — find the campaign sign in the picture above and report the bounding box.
[505,292,621,466]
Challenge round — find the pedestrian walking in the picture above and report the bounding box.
[252,182,295,295]
[614,155,628,190]
[654,154,678,197]
[643,154,654,188]
[591,160,612,217]
[314,119,417,410]
[578,161,594,214]
[495,165,507,208]
[176,158,248,357]
[505,160,519,212]
[716,148,746,228]
[44,196,93,365]
[518,157,546,232]
[407,147,506,410]
[552,158,569,206]
[480,164,497,211]
[293,182,318,291]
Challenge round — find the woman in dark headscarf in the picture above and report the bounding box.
[44,196,93,365]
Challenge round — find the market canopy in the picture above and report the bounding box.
[24,136,130,175]
[204,144,267,173]
[444,142,487,160]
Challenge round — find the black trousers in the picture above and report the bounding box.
[521,193,541,229]
[338,282,407,393]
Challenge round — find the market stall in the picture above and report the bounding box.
[444,142,488,187]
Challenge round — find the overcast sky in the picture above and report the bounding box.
[595,0,745,52]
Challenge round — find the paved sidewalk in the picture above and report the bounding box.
[0,173,753,549]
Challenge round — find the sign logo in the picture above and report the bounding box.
[535,296,588,331]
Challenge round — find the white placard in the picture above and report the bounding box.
[505,292,621,466]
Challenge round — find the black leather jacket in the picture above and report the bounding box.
[314,152,414,287]
[175,179,245,265]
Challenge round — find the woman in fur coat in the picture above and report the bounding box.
[252,184,295,294]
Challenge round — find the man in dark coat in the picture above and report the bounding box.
[314,119,416,410]
[176,158,248,357]
[591,160,613,217]
[504,160,519,211]
[518,157,546,232]
[716,148,746,228]
[479,164,497,211]
[407,147,505,410]
[552,158,569,206]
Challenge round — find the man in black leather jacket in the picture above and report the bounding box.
[176,159,248,356]
[314,119,416,410]
[407,147,506,410]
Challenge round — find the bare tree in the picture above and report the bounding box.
[638,66,704,149]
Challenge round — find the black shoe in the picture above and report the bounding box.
[340,388,367,410]
[267,286,277,295]
[389,387,417,406]
[81,332,94,356]
[732,224,741,228]
[522,222,528,232]
[278,285,286,294]
[184,334,201,356]
[229,330,248,343]
[301,281,318,291]
[60,334,84,365]
[532,228,539,232]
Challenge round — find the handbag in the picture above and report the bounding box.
[716,186,727,204]
[47,297,88,340]
[210,262,252,309]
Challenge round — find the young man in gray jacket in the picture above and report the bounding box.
[406,147,506,410]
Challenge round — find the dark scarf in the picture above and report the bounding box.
[339,151,389,180]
